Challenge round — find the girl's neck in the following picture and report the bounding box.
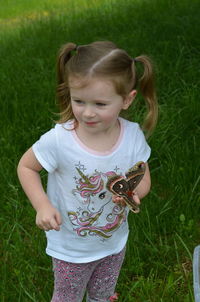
[74,119,121,153]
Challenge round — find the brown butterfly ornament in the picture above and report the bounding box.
[106,161,146,213]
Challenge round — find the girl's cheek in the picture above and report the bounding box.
[104,113,119,123]
[72,106,80,116]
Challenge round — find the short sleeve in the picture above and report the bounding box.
[134,125,151,163]
[32,128,58,173]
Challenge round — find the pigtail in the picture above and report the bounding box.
[56,43,77,123]
[134,56,158,136]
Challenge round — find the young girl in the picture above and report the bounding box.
[17,41,157,302]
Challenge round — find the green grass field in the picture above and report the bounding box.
[1,0,200,301]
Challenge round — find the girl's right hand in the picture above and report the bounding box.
[36,204,62,231]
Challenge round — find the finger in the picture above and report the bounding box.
[42,223,52,231]
[50,215,62,231]
[113,196,123,203]
[112,196,127,207]
[36,219,50,230]
[55,211,62,226]
[112,195,118,203]
[117,197,126,206]
[132,192,140,205]
[45,218,58,231]
[38,223,51,231]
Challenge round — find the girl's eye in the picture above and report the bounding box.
[73,100,84,104]
[96,103,106,107]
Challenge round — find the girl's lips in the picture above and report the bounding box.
[85,121,98,125]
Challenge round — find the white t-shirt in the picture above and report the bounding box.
[32,117,150,263]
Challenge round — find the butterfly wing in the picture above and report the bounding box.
[126,161,146,191]
[106,176,140,213]
[106,176,128,195]
[106,162,146,213]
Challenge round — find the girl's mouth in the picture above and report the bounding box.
[85,121,98,126]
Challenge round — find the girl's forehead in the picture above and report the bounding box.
[69,76,114,90]
[70,78,118,98]
[68,76,88,88]
[70,81,119,102]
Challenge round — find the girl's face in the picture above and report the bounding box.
[70,77,136,135]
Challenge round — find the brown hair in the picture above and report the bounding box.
[56,41,158,136]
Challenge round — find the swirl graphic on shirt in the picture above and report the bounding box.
[68,167,126,239]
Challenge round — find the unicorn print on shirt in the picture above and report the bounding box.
[68,165,127,239]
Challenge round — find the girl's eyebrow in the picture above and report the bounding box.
[71,96,111,103]
[71,95,81,99]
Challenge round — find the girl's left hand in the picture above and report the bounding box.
[112,191,141,207]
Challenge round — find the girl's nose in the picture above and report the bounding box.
[83,105,96,118]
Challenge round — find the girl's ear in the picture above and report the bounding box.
[122,90,137,110]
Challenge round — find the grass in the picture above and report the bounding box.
[0,0,200,301]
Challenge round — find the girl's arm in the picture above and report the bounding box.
[135,162,151,199]
[17,148,62,231]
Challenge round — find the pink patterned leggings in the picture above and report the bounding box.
[51,247,125,302]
